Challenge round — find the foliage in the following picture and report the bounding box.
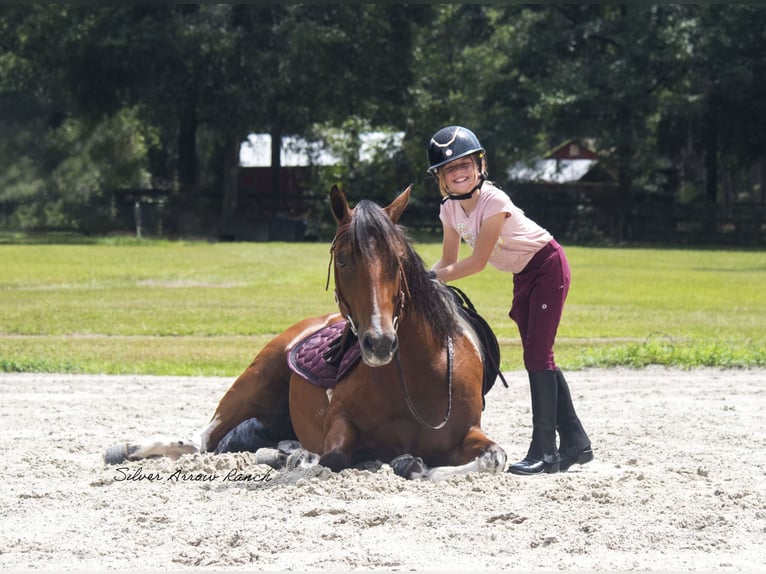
[1,5,766,237]
[0,5,432,229]
[0,109,150,232]
[570,338,765,370]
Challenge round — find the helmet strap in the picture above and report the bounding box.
[441,174,485,204]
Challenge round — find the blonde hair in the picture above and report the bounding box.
[434,152,488,198]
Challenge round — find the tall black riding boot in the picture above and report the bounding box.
[555,369,594,472]
[508,370,560,475]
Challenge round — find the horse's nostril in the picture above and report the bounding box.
[362,333,375,353]
[362,332,397,358]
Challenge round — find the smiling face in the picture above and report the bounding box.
[437,155,481,197]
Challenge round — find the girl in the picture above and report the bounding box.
[427,125,593,475]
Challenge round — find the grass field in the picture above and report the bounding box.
[1,236,764,375]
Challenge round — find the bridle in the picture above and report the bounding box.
[395,335,453,431]
[326,223,410,335]
[326,223,453,430]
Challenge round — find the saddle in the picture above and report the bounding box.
[445,285,509,400]
[286,286,507,401]
[287,321,361,389]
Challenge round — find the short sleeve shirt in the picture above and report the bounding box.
[439,183,552,274]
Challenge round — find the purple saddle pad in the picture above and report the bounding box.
[287,321,362,389]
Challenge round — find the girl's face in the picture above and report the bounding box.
[440,156,480,195]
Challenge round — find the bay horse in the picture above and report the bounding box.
[105,186,507,480]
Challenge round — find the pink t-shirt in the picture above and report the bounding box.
[439,183,552,274]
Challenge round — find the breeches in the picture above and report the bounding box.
[509,240,571,372]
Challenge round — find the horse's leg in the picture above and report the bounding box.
[251,377,331,470]
[251,439,319,470]
[105,341,292,464]
[104,435,199,464]
[198,348,291,454]
[390,427,507,481]
[255,416,358,472]
[287,376,331,454]
[255,412,360,472]
[317,416,359,472]
[200,316,340,452]
[104,315,339,464]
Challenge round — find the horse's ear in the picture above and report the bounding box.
[384,185,411,224]
[330,185,351,224]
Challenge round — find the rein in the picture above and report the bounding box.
[395,336,453,431]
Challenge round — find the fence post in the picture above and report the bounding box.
[133,201,143,239]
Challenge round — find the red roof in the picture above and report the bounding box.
[545,140,599,161]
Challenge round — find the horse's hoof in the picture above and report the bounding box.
[104,444,128,465]
[254,448,286,468]
[390,454,425,479]
[277,440,303,454]
[286,449,320,470]
[478,444,508,474]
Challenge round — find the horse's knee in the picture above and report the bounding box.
[318,449,352,472]
[319,416,358,472]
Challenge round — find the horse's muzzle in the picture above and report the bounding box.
[360,330,398,366]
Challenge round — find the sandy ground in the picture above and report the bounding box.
[0,367,764,572]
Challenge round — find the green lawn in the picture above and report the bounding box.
[1,237,764,375]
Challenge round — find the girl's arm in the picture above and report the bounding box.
[431,212,506,282]
[432,223,461,271]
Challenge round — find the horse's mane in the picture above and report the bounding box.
[348,200,462,342]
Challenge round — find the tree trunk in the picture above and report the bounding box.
[616,106,634,242]
[703,108,718,204]
[221,130,241,228]
[617,145,633,242]
[702,100,718,236]
[178,102,198,191]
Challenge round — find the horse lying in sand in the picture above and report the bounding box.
[105,186,507,481]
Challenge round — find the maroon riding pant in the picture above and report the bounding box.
[509,239,571,372]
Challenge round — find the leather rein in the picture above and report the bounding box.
[326,224,453,430]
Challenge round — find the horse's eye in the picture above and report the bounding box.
[336,258,347,269]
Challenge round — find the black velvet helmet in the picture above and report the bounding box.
[427,126,484,173]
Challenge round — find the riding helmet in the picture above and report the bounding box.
[427,126,484,173]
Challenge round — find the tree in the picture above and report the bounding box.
[4,4,766,241]
[669,5,766,206]
[0,5,433,233]
[0,6,155,231]
[487,6,701,239]
[234,5,431,211]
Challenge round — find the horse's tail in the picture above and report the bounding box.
[446,285,509,404]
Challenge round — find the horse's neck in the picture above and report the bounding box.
[398,313,447,350]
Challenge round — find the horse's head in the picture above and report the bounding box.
[329,185,411,367]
